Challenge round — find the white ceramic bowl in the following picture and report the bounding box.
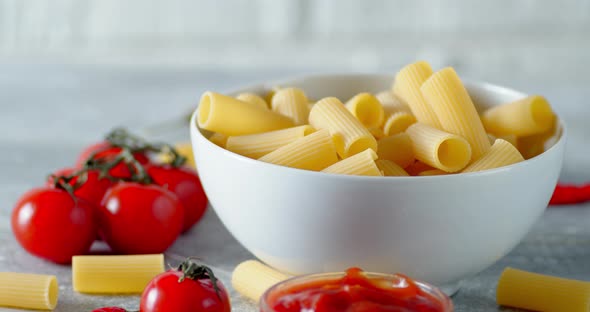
[190,74,566,294]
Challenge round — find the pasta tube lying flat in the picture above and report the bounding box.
[345,93,385,128]
[322,149,382,176]
[226,125,315,159]
[406,123,472,173]
[375,159,409,176]
[0,272,58,310]
[420,67,491,160]
[462,139,524,173]
[258,129,339,171]
[393,61,442,128]
[232,260,291,302]
[236,93,269,110]
[198,92,294,136]
[482,95,555,137]
[271,88,310,125]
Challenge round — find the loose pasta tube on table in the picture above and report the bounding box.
[197,91,294,136]
[376,133,415,168]
[421,67,491,160]
[0,272,58,310]
[345,93,385,128]
[258,129,338,171]
[226,125,315,159]
[497,267,590,312]
[158,142,196,168]
[406,123,472,173]
[73,254,164,294]
[322,149,382,176]
[482,95,555,136]
[236,93,269,110]
[375,159,409,176]
[309,97,377,158]
[232,260,291,302]
[392,61,442,128]
[382,111,416,136]
[271,88,310,125]
[462,139,524,173]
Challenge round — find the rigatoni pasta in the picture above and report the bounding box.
[0,272,58,310]
[345,93,385,128]
[209,132,228,147]
[418,169,447,176]
[382,112,416,136]
[309,97,377,158]
[462,139,524,173]
[198,92,294,136]
[376,91,409,111]
[226,125,315,159]
[236,93,269,110]
[322,149,382,176]
[258,130,338,171]
[376,133,415,168]
[482,95,555,137]
[232,260,291,302]
[271,88,310,125]
[375,159,409,176]
[406,123,472,173]
[420,67,491,160]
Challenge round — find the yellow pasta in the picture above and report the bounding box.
[0,272,58,310]
[418,169,448,176]
[258,129,338,171]
[482,95,555,136]
[421,67,491,160]
[209,132,228,147]
[322,149,382,176]
[376,133,415,168]
[232,260,291,302]
[462,139,524,173]
[375,159,409,176]
[518,119,558,159]
[487,133,517,147]
[264,86,281,105]
[226,125,315,159]
[406,123,472,172]
[72,254,164,294]
[309,97,377,158]
[497,267,590,312]
[345,93,385,128]
[158,142,196,168]
[392,61,442,128]
[368,127,386,139]
[405,161,435,176]
[236,92,269,110]
[271,88,310,125]
[375,91,409,111]
[382,112,417,136]
[197,92,294,136]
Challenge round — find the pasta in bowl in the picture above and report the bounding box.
[189,69,565,294]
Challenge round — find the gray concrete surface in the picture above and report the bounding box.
[0,64,589,311]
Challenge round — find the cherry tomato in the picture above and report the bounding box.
[11,187,97,264]
[140,262,230,312]
[76,141,150,178]
[98,182,183,254]
[48,167,114,209]
[147,165,208,232]
[91,308,128,312]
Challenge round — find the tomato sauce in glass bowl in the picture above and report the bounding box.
[260,268,453,312]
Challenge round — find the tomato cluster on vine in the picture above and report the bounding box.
[11,128,208,264]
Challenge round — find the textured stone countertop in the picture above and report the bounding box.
[0,63,589,311]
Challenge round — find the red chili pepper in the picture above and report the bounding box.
[550,183,590,205]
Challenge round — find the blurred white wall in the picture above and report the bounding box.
[1,0,589,84]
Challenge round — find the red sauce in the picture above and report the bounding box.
[265,268,449,312]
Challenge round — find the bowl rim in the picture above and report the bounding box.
[190,73,567,181]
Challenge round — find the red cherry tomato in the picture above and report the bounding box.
[98,182,183,254]
[147,165,208,232]
[48,167,114,209]
[91,308,128,312]
[76,141,150,178]
[11,187,97,264]
[140,266,230,312]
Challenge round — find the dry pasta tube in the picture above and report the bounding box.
[497,267,590,312]
[463,139,524,173]
[322,149,382,176]
[517,118,558,159]
[198,92,294,136]
[377,133,415,168]
[236,93,269,110]
[345,93,385,128]
[421,67,491,160]
[487,133,517,147]
[226,125,315,159]
[232,260,291,302]
[392,61,442,128]
[258,129,339,171]
[264,86,281,105]
[405,161,435,176]
[368,127,386,140]
[73,254,164,294]
[209,132,228,148]
[271,88,310,125]
[375,159,409,176]
[375,91,409,112]
[309,97,377,158]
[383,112,416,136]
[406,123,472,173]
[418,169,447,176]
[482,95,555,137]
[0,272,58,310]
